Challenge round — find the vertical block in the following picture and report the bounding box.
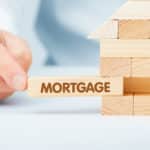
[132,58,150,77]
[134,96,150,115]
[102,96,134,115]
[100,57,131,77]
[119,20,150,39]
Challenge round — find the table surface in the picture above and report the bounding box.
[0,67,150,150]
[0,114,150,150]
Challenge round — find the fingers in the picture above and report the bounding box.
[0,31,32,71]
[0,31,32,100]
[0,44,27,91]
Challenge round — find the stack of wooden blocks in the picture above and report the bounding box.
[89,0,150,115]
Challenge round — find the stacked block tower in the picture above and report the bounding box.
[89,0,150,115]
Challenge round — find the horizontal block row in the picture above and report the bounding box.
[28,77,150,96]
[100,39,150,57]
[102,96,150,115]
[89,19,150,39]
[28,77,123,97]
[100,58,150,77]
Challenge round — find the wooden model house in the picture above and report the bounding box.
[89,0,150,115]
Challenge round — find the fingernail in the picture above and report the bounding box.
[12,74,26,90]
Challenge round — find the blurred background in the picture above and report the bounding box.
[0,0,126,68]
[1,1,150,150]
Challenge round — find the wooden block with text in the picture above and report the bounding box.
[102,96,134,115]
[28,77,123,97]
[134,96,150,115]
[100,57,131,77]
[118,20,150,39]
[132,58,150,77]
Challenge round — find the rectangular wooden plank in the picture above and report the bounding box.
[102,95,134,115]
[100,39,150,57]
[132,58,150,77]
[27,77,123,97]
[111,1,150,19]
[119,20,150,39]
[134,96,150,115]
[124,77,150,94]
[100,57,131,77]
[88,20,118,39]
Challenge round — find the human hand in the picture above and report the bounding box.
[0,31,32,99]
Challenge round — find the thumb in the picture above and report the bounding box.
[0,44,27,90]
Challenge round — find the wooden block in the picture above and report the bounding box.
[27,77,123,97]
[100,57,131,77]
[134,96,150,115]
[119,20,150,39]
[88,20,118,39]
[102,95,134,115]
[100,39,150,57]
[124,77,150,94]
[111,1,150,19]
[132,58,150,77]
[89,1,150,40]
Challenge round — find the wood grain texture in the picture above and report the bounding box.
[132,58,150,77]
[88,20,118,39]
[100,39,150,57]
[100,57,131,77]
[134,96,150,115]
[119,20,150,39]
[124,77,150,94]
[28,77,123,97]
[102,96,134,115]
[111,1,150,19]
